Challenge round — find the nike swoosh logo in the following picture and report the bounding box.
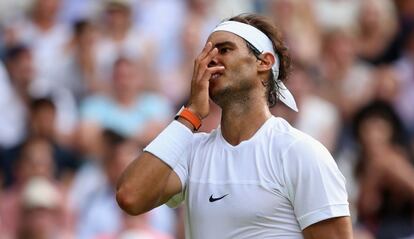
[209,194,228,202]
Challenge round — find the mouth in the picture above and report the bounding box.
[210,73,222,81]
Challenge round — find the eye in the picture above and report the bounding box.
[218,47,231,55]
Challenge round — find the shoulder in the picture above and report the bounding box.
[275,119,342,187]
[267,117,333,164]
[266,117,321,148]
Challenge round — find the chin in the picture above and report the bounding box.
[209,87,230,107]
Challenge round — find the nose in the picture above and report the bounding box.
[208,57,218,68]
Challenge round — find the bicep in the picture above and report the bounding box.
[302,216,353,239]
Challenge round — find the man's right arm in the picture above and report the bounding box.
[116,118,194,215]
[116,151,182,215]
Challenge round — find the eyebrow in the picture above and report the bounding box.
[213,41,237,49]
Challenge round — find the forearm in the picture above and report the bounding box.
[116,152,174,215]
[116,119,194,215]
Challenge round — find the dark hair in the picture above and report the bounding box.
[103,129,126,146]
[73,19,91,36]
[3,44,30,62]
[352,100,406,146]
[352,100,412,178]
[30,98,56,112]
[105,1,131,12]
[228,14,292,107]
[101,129,129,164]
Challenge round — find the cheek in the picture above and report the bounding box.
[231,65,258,89]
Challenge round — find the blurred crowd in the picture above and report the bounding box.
[0,0,413,238]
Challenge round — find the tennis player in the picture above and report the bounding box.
[117,13,352,239]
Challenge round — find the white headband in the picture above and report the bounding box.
[212,21,298,112]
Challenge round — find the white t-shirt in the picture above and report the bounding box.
[161,117,349,238]
[0,62,27,148]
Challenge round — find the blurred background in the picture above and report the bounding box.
[0,0,413,238]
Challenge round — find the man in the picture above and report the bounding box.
[117,14,352,238]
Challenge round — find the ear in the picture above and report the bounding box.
[256,52,275,73]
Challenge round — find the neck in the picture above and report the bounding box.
[108,25,129,41]
[33,16,55,31]
[114,91,136,106]
[219,95,271,146]
[13,81,31,104]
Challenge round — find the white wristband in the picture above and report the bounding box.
[144,120,193,169]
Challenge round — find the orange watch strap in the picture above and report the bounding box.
[175,107,202,131]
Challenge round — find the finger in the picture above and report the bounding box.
[208,66,225,74]
[198,42,213,60]
[193,42,213,79]
[200,66,225,82]
[199,47,218,69]
[194,47,219,82]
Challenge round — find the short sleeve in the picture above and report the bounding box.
[165,145,190,208]
[80,95,106,122]
[140,94,173,120]
[282,137,350,230]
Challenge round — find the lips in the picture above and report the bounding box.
[211,73,222,81]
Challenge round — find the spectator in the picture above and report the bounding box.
[2,97,80,187]
[77,130,174,239]
[29,98,80,180]
[61,19,102,103]
[3,0,71,95]
[2,44,78,145]
[16,177,72,239]
[352,100,414,239]
[78,57,172,151]
[0,45,79,185]
[318,29,374,123]
[75,131,133,239]
[354,0,398,64]
[0,136,68,238]
[94,0,156,84]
